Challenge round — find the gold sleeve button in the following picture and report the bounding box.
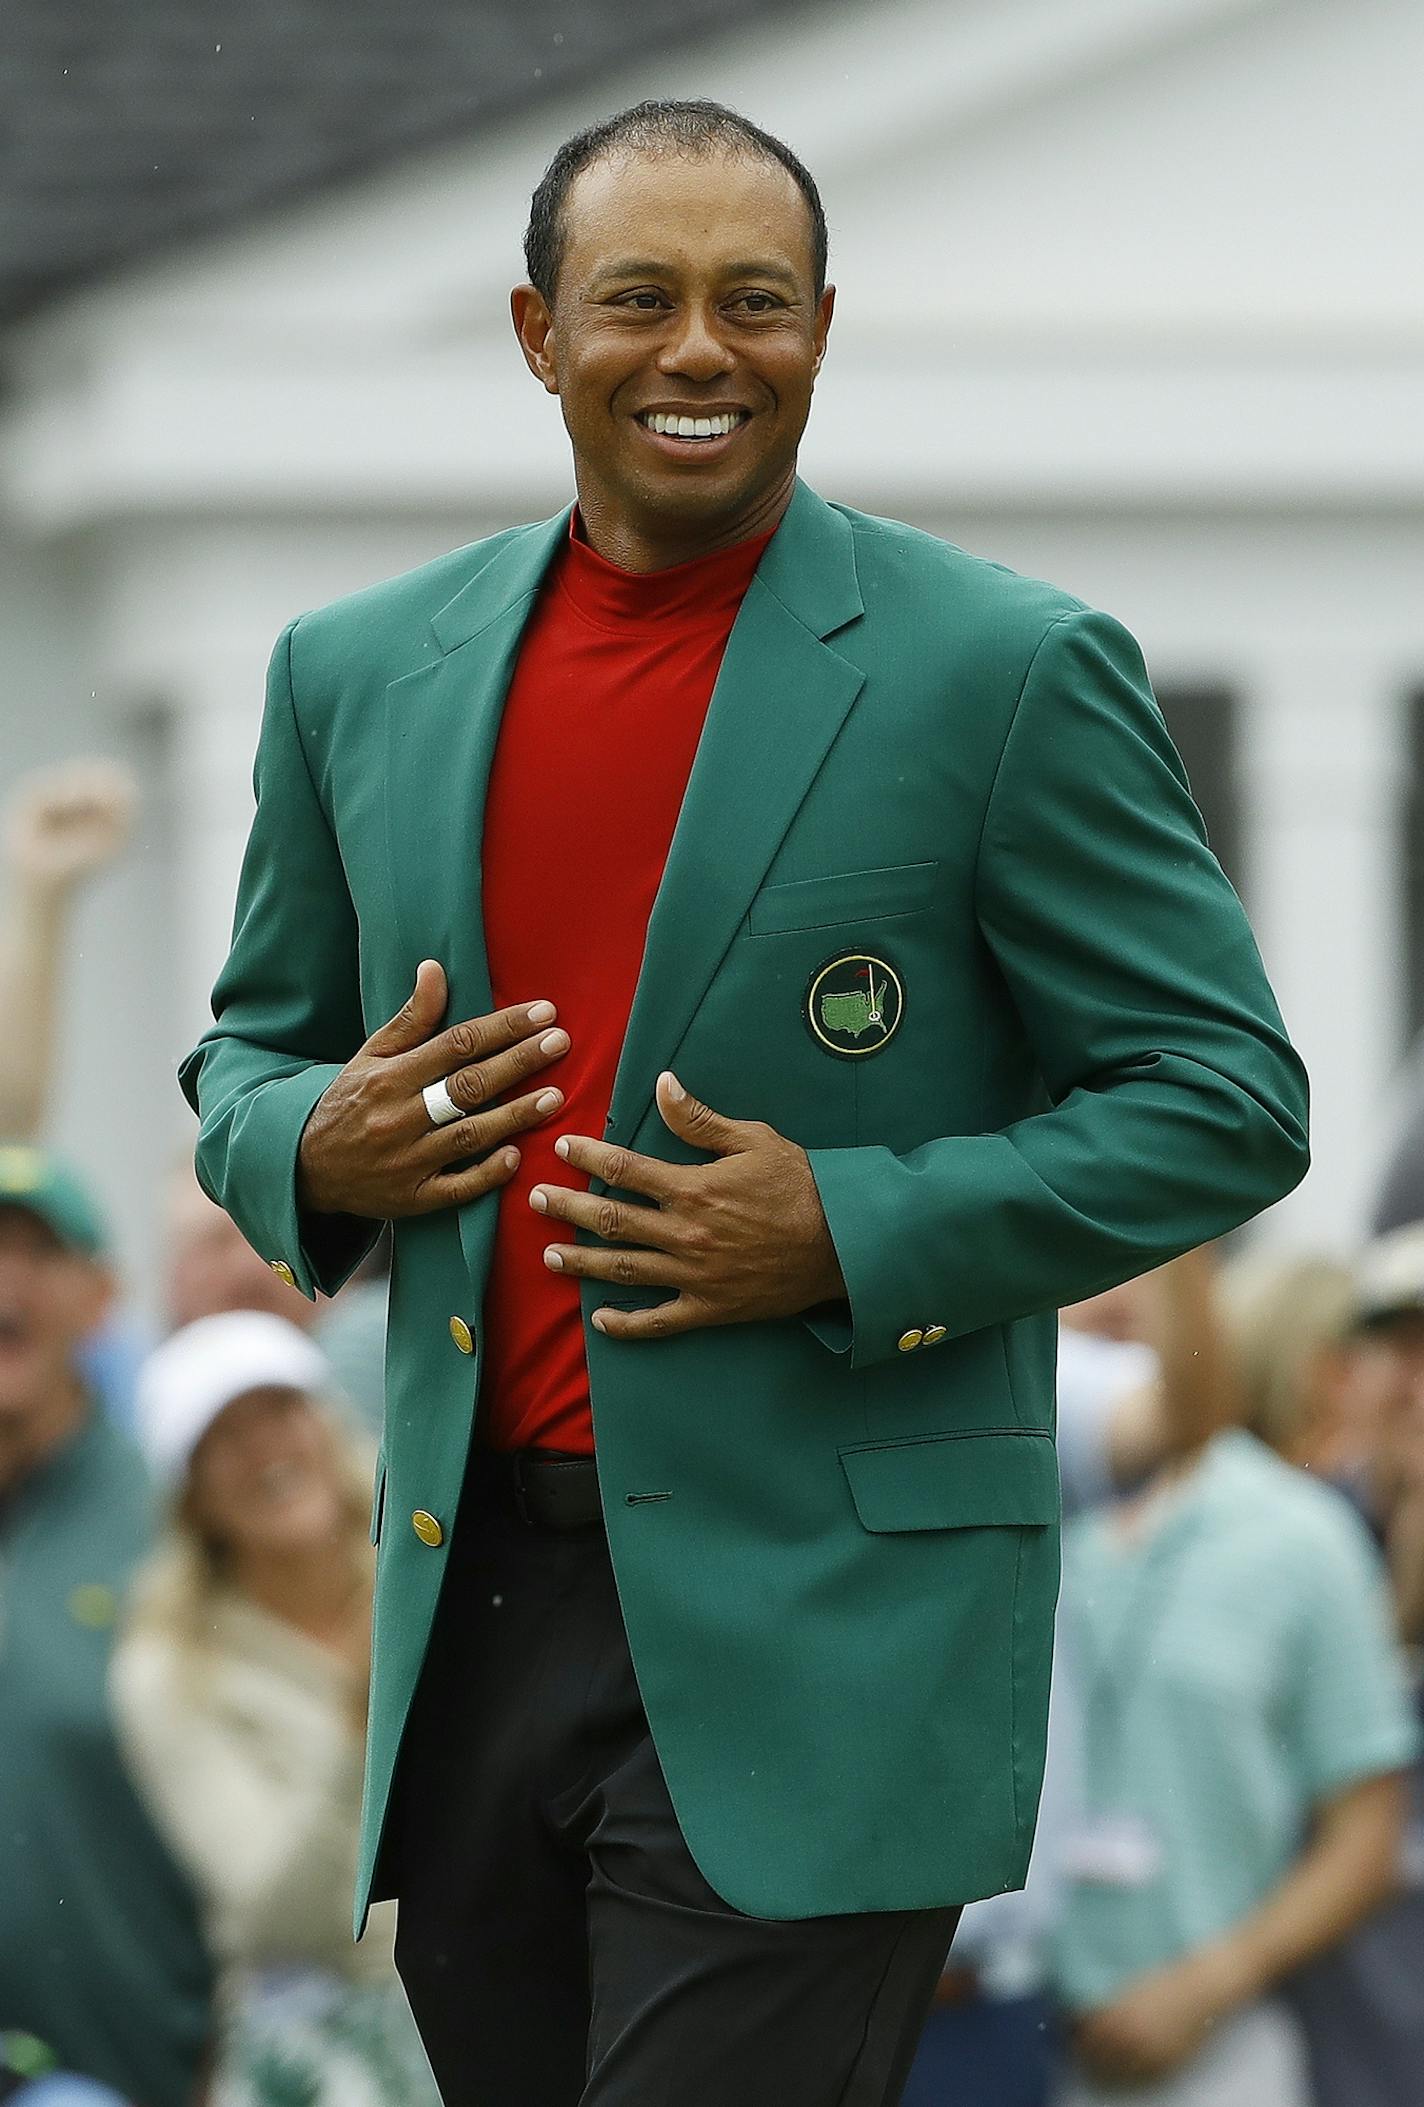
[411,1510,444,1547]
[897,1328,924,1353]
[449,1315,474,1354]
[269,1259,296,1286]
[922,1325,947,1345]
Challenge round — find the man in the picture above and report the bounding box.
[0,1143,213,2106]
[178,100,1309,2105]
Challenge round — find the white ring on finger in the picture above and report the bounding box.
[422,1075,464,1129]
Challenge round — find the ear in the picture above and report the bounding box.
[811,283,836,378]
[511,283,560,396]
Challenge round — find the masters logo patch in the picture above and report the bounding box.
[805,952,905,1058]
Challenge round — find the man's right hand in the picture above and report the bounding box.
[296,959,569,1220]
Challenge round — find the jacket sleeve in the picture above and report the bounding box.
[802,606,1310,1371]
[176,618,381,1300]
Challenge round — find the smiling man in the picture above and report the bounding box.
[179,100,1310,2105]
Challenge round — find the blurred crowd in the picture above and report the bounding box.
[3,755,1424,2107]
[0,764,429,2107]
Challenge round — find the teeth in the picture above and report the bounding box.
[643,411,742,438]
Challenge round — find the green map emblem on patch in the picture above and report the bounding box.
[805,952,905,1058]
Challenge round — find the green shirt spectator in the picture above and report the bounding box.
[0,1142,213,2106]
[0,1401,214,2106]
[1052,1428,1419,2015]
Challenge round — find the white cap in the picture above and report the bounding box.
[1356,1221,1424,1326]
[136,1310,336,1482]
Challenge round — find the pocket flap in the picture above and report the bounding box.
[748,859,940,936]
[839,1431,1059,1533]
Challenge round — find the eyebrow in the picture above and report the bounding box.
[590,258,802,291]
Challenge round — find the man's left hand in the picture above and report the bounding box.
[529,1070,845,1340]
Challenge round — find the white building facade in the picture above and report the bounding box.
[2,0,1421,1305]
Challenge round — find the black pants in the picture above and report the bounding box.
[388,1444,962,2105]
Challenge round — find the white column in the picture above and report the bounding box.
[1238,648,1408,1249]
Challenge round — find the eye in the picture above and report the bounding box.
[732,291,781,315]
[617,290,668,311]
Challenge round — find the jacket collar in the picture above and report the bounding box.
[427,477,863,658]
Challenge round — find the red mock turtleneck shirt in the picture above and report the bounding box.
[478,511,774,1454]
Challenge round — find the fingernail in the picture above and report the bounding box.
[662,1071,685,1102]
[503,1148,520,1171]
[539,1030,569,1055]
[544,1246,564,1270]
[555,1136,571,1160]
[529,1187,549,1212]
[535,1090,562,1114]
[528,1000,556,1025]
[592,1312,607,1334]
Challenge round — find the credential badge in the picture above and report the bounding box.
[805,952,904,1058]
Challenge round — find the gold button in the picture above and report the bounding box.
[897,1328,924,1353]
[411,1510,444,1547]
[269,1259,296,1286]
[922,1325,947,1345]
[449,1315,474,1354]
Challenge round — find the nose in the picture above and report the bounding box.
[656,300,736,382]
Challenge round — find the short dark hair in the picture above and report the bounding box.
[523,98,828,304]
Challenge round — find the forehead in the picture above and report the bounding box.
[560,148,815,283]
[207,1385,316,1437]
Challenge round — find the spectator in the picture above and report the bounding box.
[112,1312,435,2107]
[164,1158,326,1334]
[1050,1246,1418,2105]
[0,762,150,1430]
[904,1249,1230,2107]
[1275,1229,1424,2107]
[0,1143,214,2107]
[165,1155,388,1437]
[1347,1221,1424,1640]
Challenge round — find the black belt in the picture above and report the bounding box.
[471,1443,603,1531]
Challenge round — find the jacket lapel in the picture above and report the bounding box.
[607,480,866,1147]
[383,508,570,1283]
[382,480,866,1279]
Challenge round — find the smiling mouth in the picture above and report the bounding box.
[636,409,749,442]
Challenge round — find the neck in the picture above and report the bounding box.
[230,1534,362,1639]
[573,464,796,572]
[0,1366,90,1498]
[1113,1443,1208,1543]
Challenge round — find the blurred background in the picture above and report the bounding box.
[2,0,1422,1307]
[4,5,1424,2105]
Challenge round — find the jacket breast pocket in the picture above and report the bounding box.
[838,1429,1059,1533]
[747,859,940,937]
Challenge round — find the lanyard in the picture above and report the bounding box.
[1074,1474,1212,1780]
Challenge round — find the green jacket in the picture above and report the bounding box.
[178,479,1309,1933]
